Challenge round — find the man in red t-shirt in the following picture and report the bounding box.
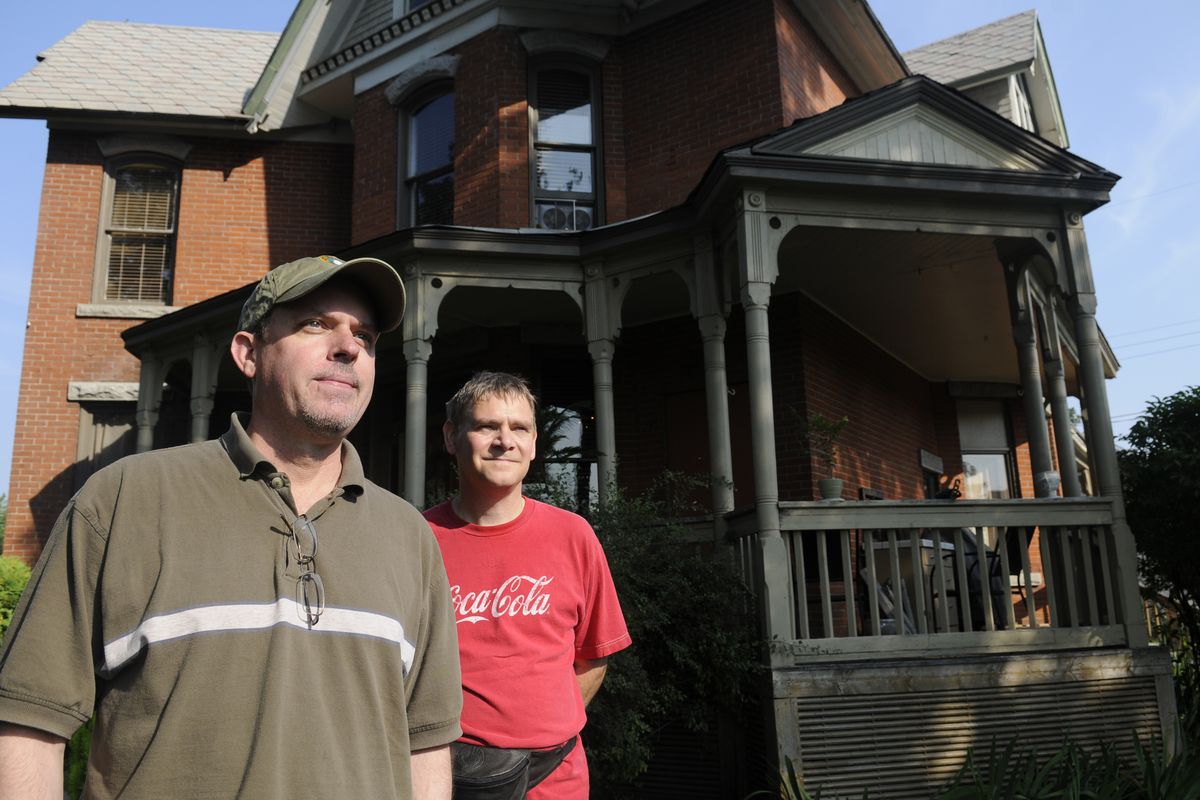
[424,371,631,799]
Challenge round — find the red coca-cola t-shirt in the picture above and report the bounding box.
[424,498,631,751]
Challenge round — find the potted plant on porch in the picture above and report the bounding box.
[801,412,850,501]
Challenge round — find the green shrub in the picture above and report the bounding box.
[745,736,1200,799]
[0,554,32,643]
[936,736,1200,799]
[65,718,93,799]
[531,472,761,798]
[0,554,93,798]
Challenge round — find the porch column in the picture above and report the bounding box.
[402,337,432,507]
[698,314,735,529]
[135,352,163,453]
[736,186,791,641]
[1072,293,1146,644]
[587,339,617,504]
[741,280,792,640]
[1010,270,1058,496]
[584,261,618,503]
[188,335,221,444]
[1044,357,1082,497]
[694,234,735,534]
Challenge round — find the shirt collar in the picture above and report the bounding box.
[219,412,366,494]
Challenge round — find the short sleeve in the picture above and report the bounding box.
[573,526,631,661]
[0,502,106,739]
[403,520,463,750]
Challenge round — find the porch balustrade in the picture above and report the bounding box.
[727,498,1129,661]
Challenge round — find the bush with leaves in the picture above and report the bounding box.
[746,737,1200,800]
[530,472,761,798]
[0,493,8,551]
[1118,386,1200,746]
[936,736,1200,800]
[0,554,31,642]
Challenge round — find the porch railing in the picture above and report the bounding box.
[726,498,1128,659]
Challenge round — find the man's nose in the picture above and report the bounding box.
[331,327,361,360]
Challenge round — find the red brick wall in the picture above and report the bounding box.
[600,54,627,224]
[613,292,951,509]
[774,0,858,124]
[452,29,528,229]
[615,0,782,218]
[177,138,352,302]
[782,293,943,501]
[6,130,351,562]
[352,83,398,243]
[1010,404,1035,499]
[611,0,858,220]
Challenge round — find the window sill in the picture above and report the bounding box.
[76,303,180,320]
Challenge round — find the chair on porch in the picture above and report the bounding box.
[929,527,1010,632]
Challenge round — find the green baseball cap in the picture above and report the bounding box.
[238,255,406,334]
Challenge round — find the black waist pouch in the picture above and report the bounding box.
[451,736,577,800]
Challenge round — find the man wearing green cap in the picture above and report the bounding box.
[0,256,461,799]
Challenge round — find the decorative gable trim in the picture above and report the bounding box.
[302,0,468,86]
[802,105,1038,171]
[750,76,1109,180]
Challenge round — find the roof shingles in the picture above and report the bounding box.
[903,10,1037,86]
[0,21,278,119]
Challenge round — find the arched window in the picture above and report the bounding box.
[530,64,601,231]
[95,157,180,304]
[405,89,455,225]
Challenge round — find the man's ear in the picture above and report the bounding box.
[230,330,257,380]
[442,419,457,455]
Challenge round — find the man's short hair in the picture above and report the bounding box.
[445,372,539,432]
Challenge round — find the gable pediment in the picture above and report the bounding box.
[748,76,1106,178]
[797,105,1038,170]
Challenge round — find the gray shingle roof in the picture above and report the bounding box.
[0,21,279,119]
[903,10,1037,85]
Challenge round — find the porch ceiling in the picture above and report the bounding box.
[777,227,1019,384]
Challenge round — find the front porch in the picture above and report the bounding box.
[727,497,1175,796]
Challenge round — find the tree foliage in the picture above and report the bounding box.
[1119,386,1200,741]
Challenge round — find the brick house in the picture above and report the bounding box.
[0,2,1174,795]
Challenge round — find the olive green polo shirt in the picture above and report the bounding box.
[0,413,462,799]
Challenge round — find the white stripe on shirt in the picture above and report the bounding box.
[102,599,416,676]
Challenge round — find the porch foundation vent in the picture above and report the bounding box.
[792,674,1160,798]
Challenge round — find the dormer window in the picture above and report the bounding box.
[530,64,602,231]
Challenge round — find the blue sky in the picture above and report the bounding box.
[1,1,1197,494]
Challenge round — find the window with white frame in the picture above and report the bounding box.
[404,88,455,225]
[95,158,180,304]
[957,400,1016,499]
[530,64,601,231]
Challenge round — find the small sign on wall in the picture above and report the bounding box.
[919,448,944,475]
